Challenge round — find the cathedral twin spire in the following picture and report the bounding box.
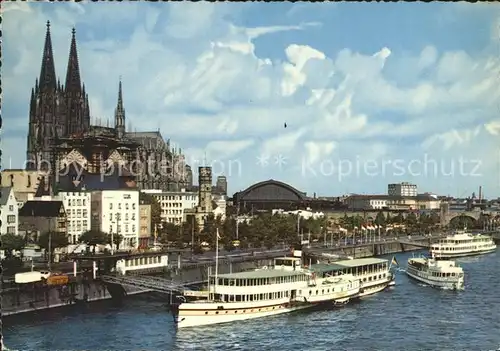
[27,21,126,170]
[39,21,57,92]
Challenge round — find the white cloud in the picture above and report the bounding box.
[2,2,499,195]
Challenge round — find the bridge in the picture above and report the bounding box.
[100,275,187,295]
[441,210,482,225]
[397,239,433,249]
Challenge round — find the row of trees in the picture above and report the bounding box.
[339,212,441,231]
[155,210,477,250]
[1,229,125,262]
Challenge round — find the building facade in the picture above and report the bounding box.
[213,195,227,221]
[345,194,440,211]
[18,200,67,237]
[139,204,152,248]
[94,190,140,249]
[142,189,199,224]
[26,191,91,244]
[1,170,48,208]
[388,182,418,197]
[345,195,389,210]
[0,187,19,235]
[215,176,227,195]
[60,191,91,244]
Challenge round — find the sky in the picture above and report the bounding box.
[3,2,500,198]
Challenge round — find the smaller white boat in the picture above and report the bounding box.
[406,255,464,290]
[429,229,496,259]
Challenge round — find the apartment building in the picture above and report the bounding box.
[0,187,19,235]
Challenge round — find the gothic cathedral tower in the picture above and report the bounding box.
[26,22,90,170]
[64,28,90,136]
[26,21,64,170]
[114,78,126,139]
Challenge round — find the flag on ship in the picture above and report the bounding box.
[391,256,399,266]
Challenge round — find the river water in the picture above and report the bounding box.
[4,250,500,351]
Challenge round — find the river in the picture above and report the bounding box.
[4,250,500,351]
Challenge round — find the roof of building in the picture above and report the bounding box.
[234,179,307,202]
[56,163,137,192]
[346,194,439,201]
[126,131,168,150]
[19,200,64,217]
[0,187,13,206]
[216,269,307,280]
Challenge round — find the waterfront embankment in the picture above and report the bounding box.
[0,233,452,317]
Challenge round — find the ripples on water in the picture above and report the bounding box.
[4,251,500,351]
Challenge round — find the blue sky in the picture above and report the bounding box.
[3,2,500,198]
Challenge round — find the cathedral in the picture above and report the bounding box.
[26,21,193,192]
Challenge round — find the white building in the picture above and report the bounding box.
[142,189,199,224]
[0,187,19,235]
[273,208,325,220]
[142,189,228,224]
[345,195,389,210]
[213,195,227,221]
[27,191,92,244]
[60,192,91,244]
[97,190,140,249]
[388,182,417,197]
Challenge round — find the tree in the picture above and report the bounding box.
[139,192,162,231]
[1,233,25,257]
[107,233,124,250]
[79,230,108,254]
[375,212,386,226]
[37,231,69,260]
[159,222,181,245]
[405,212,418,228]
[182,215,200,248]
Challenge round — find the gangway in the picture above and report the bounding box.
[397,239,432,249]
[100,274,186,295]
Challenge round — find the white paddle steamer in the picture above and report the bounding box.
[429,230,496,259]
[176,244,360,328]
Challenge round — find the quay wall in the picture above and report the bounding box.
[1,276,148,317]
[316,242,425,260]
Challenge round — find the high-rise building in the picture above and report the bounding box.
[216,175,227,195]
[388,182,417,197]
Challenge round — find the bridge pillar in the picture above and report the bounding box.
[440,203,449,227]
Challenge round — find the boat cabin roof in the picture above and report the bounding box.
[311,257,388,273]
[215,269,306,280]
[334,257,388,268]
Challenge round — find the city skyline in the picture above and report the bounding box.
[3,2,499,197]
